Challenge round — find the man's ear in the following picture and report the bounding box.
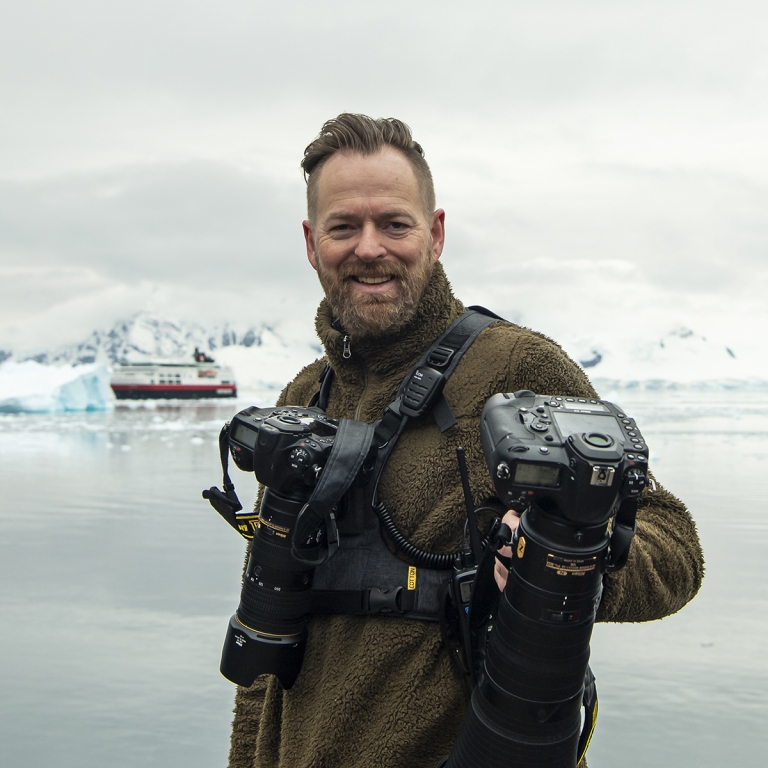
[430,209,446,262]
[303,220,318,270]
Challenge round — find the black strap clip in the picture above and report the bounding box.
[365,587,412,615]
[427,345,455,368]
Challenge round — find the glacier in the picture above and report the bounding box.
[0,361,114,413]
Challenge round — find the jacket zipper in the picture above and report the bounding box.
[340,332,367,420]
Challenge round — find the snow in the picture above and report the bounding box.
[562,326,768,391]
[0,361,114,413]
[213,328,321,404]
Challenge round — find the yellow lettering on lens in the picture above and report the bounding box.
[407,566,417,591]
[517,536,526,559]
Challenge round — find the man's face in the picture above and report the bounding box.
[303,148,445,339]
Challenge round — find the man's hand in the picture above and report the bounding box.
[494,510,522,592]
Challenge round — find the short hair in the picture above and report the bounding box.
[301,113,436,223]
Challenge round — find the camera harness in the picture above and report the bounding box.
[304,307,502,621]
[209,306,638,764]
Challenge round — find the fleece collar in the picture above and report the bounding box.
[314,261,465,379]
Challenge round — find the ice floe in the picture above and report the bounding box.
[0,361,114,413]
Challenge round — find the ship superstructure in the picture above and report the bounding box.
[110,350,236,399]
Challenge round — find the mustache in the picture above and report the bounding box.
[337,260,409,281]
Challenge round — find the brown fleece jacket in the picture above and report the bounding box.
[228,262,704,768]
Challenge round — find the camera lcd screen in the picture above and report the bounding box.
[233,422,259,449]
[514,462,561,488]
[561,400,608,411]
[552,412,623,442]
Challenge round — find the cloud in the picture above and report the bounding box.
[0,0,767,368]
[0,160,323,315]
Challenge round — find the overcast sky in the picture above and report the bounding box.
[1,0,766,361]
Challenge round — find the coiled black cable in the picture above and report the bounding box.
[372,497,498,570]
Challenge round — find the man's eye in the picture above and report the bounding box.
[388,222,407,231]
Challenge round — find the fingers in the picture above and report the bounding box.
[494,556,508,591]
[495,509,522,592]
[502,508,522,531]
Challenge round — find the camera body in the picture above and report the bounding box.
[229,406,339,497]
[481,391,648,523]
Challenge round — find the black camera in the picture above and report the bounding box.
[481,392,648,522]
[206,406,343,690]
[444,390,648,768]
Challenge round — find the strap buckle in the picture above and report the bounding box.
[427,345,454,368]
[366,587,406,615]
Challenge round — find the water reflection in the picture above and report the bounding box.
[0,391,766,767]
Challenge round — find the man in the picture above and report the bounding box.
[228,114,704,768]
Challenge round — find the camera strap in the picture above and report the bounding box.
[291,418,376,566]
[202,424,261,538]
[578,665,599,765]
[606,496,638,572]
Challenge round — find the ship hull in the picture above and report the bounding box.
[111,384,237,399]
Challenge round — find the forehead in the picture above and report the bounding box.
[314,148,423,217]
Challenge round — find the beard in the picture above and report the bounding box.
[316,250,435,339]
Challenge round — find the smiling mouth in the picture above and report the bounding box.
[351,275,395,285]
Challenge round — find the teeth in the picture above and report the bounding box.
[356,276,392,285]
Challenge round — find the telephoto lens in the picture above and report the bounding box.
[446,502,607,768]
[220,487,319,690]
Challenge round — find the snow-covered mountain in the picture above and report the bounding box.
[562,325,764,389]
[5,313,274,366]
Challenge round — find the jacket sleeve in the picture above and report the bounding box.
[503,330,705,623]
[596,473,704,622]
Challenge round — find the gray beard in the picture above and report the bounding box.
[317,254,434,339]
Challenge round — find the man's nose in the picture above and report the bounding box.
[354,222,386,261]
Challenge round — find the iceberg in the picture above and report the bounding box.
[0,361,115,413]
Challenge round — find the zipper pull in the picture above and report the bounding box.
[342,335,351,359]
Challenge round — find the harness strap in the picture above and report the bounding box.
[372,308,502,483]
[397,308,502,425]
[290,418,376,566]
[313,587,417,616]
[309,363,334,411]
[311,307,503,454]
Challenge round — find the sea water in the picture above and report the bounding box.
[0,391,766,767]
